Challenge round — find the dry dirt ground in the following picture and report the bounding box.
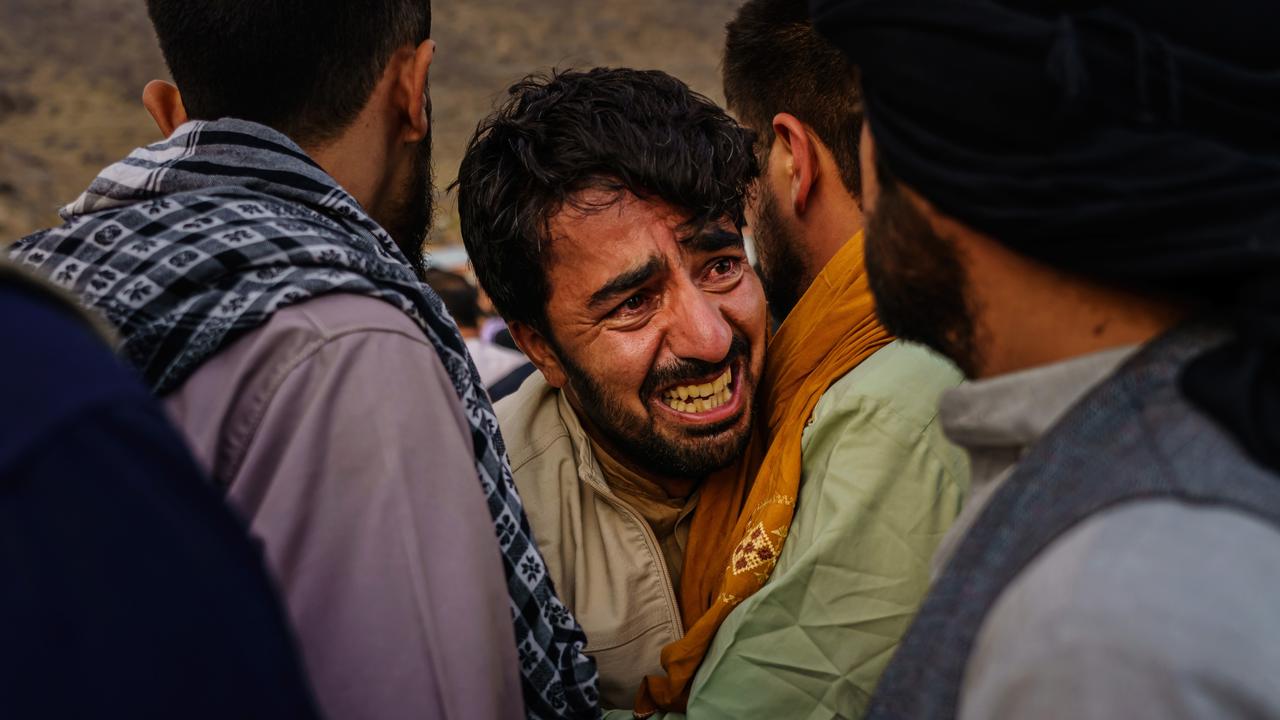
[0,0,742,245]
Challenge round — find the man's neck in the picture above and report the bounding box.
[592,433,699,501]
[305,94,401,226]
[571,403,700,499]
[798,193,865,298]
[966,234,1188,378]
[308,137,392,221]
[984,302,1182,378]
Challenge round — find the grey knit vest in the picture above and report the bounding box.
[867,322,1280,719]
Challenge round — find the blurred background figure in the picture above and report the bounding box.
[0,258,319,719]
[426,268,534,399]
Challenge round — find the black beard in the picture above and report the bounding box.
[864,170,980,377]
[383,134,435,276]
[558,335,755,480]
[751,185,807,324]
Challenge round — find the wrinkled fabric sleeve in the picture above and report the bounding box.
[649,397,965,720]
[229,329,523,720]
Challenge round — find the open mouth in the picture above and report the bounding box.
[661,366,733,414]
[650,357,747,427]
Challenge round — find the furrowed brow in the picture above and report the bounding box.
[682,227,745,254]
[587,255,667,311]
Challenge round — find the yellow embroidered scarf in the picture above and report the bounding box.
[635,231,893,714]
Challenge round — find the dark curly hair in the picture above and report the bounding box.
[454,67,759,334]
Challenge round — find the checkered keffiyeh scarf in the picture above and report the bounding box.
[9,119,600,719]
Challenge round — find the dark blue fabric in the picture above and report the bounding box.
[489,362,537,403]
[0,280,318,719]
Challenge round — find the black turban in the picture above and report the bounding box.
[811,0,1280,471]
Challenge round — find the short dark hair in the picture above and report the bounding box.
[145,1,431,146]
[723,0,862,197]
[455,67,758,334]
[424,268,480,329]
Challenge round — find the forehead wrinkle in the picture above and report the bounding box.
[680,225,745,255]
[587,254,668,311]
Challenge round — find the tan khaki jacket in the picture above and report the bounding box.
[497,374,687,710]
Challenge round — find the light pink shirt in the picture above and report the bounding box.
[165,293,523,720]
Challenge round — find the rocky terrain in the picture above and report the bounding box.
[0,0,742,244]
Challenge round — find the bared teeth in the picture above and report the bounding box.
[663,368,733,404]
[663,383,733,414]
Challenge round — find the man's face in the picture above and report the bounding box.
[860,124,980,376]
[745,170,808,322]
[538,191,768,480]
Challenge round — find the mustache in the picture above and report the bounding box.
[640,334,750,399]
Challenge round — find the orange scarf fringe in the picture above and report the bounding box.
[635,232,893,714]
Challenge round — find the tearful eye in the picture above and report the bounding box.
[607,291,657,326]
[704,257,744,286]
[611,294,652,318]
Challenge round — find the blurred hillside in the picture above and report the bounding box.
[0,0,742,245]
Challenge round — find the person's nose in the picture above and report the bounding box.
[664,284,733,365]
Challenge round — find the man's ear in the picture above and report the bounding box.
[858,120,881,214]
[771,113,818,216]
[394,39,435,143]
[508,321,569,389]
[142,80,189,138]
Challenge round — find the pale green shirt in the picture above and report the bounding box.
[621,340,968,719]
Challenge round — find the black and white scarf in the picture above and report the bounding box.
[10,119,600,719]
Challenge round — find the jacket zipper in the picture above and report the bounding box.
[590,486,686,638]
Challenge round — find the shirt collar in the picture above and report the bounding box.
[940,345,1139,451]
